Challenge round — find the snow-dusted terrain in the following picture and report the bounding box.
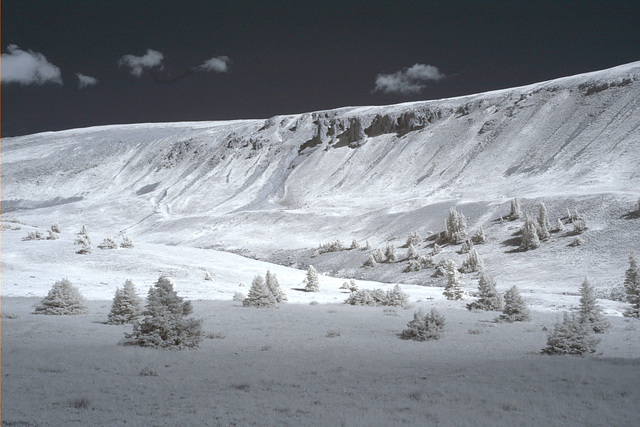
[2,61,640,425]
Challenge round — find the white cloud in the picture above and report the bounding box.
[1,44,63,86]
[374,64,445,94]
[197,56,232,73]
[118,49,164,77]
[76,73,98,89]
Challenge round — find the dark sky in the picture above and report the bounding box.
[2,0,640,137]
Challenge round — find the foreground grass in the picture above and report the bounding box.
[2,298,639,426]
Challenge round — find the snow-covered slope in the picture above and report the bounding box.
[2,61,640,307]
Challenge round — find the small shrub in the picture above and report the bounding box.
[552,218,565,233]
[98,237,118,249]
[47,230,60,240]
[51,223,61,233]
[406,231,422,247]
[401,308,445,341]
[22,230,43,241]
[204,270,213,281]
[570,219,586,235]
[34,278,88,315]
[471,227,487,244]
[316,240,345,255]
[326,330,341,338]
[139,367,158,377]
[233,291,246,302]
[569,237,584,247]
[75,234,93,254]
[69,398,91,410]
[120,235,134,248]
[385,243,397,262]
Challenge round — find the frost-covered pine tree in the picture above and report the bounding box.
[51,223,61,233]
[623,253,640,318]
[304,265,320,292]
[537,202,551,241]
[520,215,540,251]
[460,248,484,273]
[406,243,418,260]
[401,308,446,341]
[542,312,600,355]
[350,239,360,249]
[348,279,358,292]
[577,279,609,333]
[364,240,372,250]
[508,198,522,220]
[120,235,134,248]
[372,248,386,263]
[466,272,503,311]
[431,243,442,255]
[75,234,93,254]
[445,207,468,244]
[243,275,277,307]
[552,218,565,233]
[107,279,142,324]
[385,243,397,262]
[362,254,377,267]
[204,270,213,281]
[406,231,421,247]
[458,239,473,254]
[443,259,466,300]
[34,278,88,315]
[500,286,530,322]
[265,270,287,302]
[78,224,89,235]
[124,276,202,349]
[47,230,60,240]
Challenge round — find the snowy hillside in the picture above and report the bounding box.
[2,61,640,307]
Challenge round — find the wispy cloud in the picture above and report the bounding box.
[1,44,63,86]
[197,56,232,73]
[76,73,98,89]
[374,64,445,94]
[118,49,164,77]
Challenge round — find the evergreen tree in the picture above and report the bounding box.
[350,239,360,249]
[108,279,142,324]
[466,272,503,311]
[243,275,277,307]
[385,243,397,262]
[431,243,442,255]
[34,278,89,315]
[78,224,89,235]
[406,231,421,247]
[364,240,372,250]
[500,286,530,322]
[362,254,377,267]
[445,207,468,244]
[265,270,287,302]
[443,259,466,300]
[98,237,118,249]
[471,227,487,244]
[624,253,640,318]
[406,243,418,260]
[520,215,540,251]
[120,235,134,248]
[552,218,565,233]
[204,270,213,281]
[124,276,202,349]
[372,248,386,263]
[304,265,320,292]
[543,312,600,355]
[401,308,446,341]
[51,223,61,233]
[508,198,522,220]
[458,239,473,254]
[577,279,609,333]
[460,248,484,273]
[75,234,93,254]
[537,202,551,241]
[47,230,60,240]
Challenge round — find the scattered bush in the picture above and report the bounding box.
[623,253,640,318]
[108,279,142,324]
[34,278,88,315]
[466,272,504,311]
[405,254,434,272]
[69,398,92,410]
[401,308,445,341]
[233,291,246,302]
[316,240,345,255]
[542,313,600,355]
[22,230,43,241]
[139,367,158,376]
[350,239,360,249]
[243,275,277,308]
[471,227,487,244]
[78,224,89,235]
[124,276,202,349]
[47,230,59,240]
[569,237,584,247]
[120,235,134,248]
[303,265,320,292]
[344,285,409,307]
[51,223,61,233]
[326,330,341,338]
[499,286,530,322]
[98,237,118,250]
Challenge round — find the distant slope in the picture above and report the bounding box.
[3,61,640,251]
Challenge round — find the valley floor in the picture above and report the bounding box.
[2,298,639,426]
